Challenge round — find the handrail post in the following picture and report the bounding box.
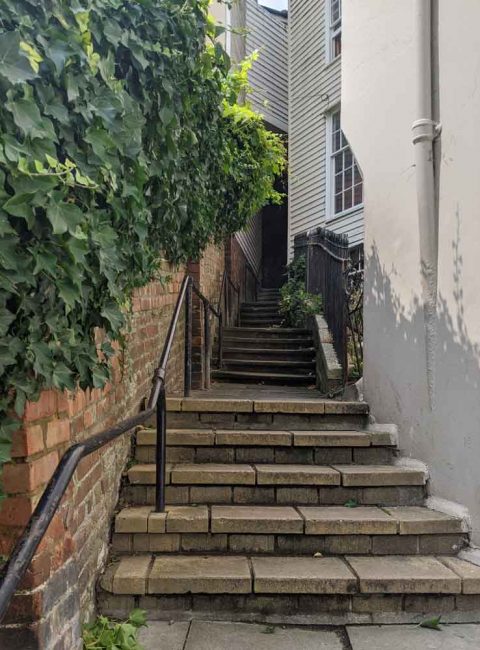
[218,312,223,368]
[184,279,192,397]
[155,385,167,512]
[203,300,211,390]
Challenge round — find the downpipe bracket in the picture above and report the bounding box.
[412,118,442,144]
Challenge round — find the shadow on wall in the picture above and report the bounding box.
[364,214,480,541]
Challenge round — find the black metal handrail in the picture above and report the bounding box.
[0,273,223,624]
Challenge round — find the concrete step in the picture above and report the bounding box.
[111,505,466,557]
[241,301,279,309]
[239,320,283,327]
[221,347,316,360]
[127,463,426,489]
[98,554,480,624]
[219,360,316,375]
[211,370,315,384]
[222,327,311,338]
[162,396,369,431]
[221,337,315,349]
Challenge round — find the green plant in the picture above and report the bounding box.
[83,609,146,649]
[0,0,285,498]
[279,255,322,328]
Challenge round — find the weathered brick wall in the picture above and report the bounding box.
[189,243,225,388]
[226,235,255,303]
[0,262,195,650]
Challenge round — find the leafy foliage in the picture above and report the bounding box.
[0,0,286,497]
[279,255,322,328]
[83,609,147,650]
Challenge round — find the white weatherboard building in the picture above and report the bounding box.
[288,0,364,257]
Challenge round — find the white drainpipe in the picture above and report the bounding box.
[412,0,441,408]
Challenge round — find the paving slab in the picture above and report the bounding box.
[299,506,397,535]
[115,506,152,533]
[347,556,462,594]
[148,555,252,594]
[183,621,345,650]
[215,430,292,446]
[182,398,254,412]
[112,556,151,595]
[347,624,480,650]
[138,622,189,650]
[385,507,463,534]
[211,505,303,534]
[439,556,480,594]
[293,431,371,447]
[335,465,426,487]
[256,464,340,486]
[128,464,172,485]
[252,556,357,594]
[166,505,209,533]
[171,463,256,485]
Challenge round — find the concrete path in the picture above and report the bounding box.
[138,621,480,650]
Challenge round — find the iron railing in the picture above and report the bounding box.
[345,262,364,378]
[0,273,225,624]
[294,228,350,381]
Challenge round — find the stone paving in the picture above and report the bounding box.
[138,620,480,649]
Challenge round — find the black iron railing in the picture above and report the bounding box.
[294,228,350,381]
[0,273,225,624]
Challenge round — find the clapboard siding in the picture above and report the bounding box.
[236,212,263,276]
[245,0,288,132]
[289,0,364,255]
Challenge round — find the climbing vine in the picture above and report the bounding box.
[0,0,286,496]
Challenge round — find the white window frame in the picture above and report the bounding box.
[326,0,342,63]
[326,108,364,222]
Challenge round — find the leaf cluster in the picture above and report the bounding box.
[279,255,322,328]
[83,609,147,650]
[0,0,286,497]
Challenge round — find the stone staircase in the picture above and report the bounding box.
[98,396,480,625]
[212,287,316,385]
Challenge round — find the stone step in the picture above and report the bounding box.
[221,337,314,349]
[219,360,316,375]
[240,306,280,313]
[111,505,465,557]
[163,397,369,431]
[127,463,426,489]
[222,327,311,338]
[211,370,316,384]
[239,322,284,329]
[99,554,480,602]
[135,427,396,465]
[221,347,316,359]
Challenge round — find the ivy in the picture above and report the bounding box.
[0,0,286,499]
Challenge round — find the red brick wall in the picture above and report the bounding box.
[0,262,202,649]
[189,243,225,389]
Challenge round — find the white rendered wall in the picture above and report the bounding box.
[342,0,480,543]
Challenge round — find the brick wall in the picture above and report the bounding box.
[189,243,225,389]
[226,235,256,303]
[0,260,215,649]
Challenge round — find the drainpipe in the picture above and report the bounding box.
[412,0,441,408]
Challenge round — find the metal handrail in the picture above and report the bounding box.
[0,273,223,624]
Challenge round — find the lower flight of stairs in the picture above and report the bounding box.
[97,397,480,625]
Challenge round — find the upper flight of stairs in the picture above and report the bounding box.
[212,287,317,385]
[98,396,480,625]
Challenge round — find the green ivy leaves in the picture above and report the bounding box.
[0,0,285,502]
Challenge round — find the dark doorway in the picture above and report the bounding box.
[261,191,287,288]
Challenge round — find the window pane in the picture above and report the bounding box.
[331,0,340,23]
[333,33,342,58]
[335,172,343,193]
[333,130,342,152]
[354,162,363,183]
[344,167,352,188]
[335,193,343,214]
[332,111,341,131]
[354,182,363,205]
[344,188,353,210]
[341,132,348,148]
[344,149,353,168]
[334,153,343,173]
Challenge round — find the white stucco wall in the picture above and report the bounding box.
[342,0,480,543]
